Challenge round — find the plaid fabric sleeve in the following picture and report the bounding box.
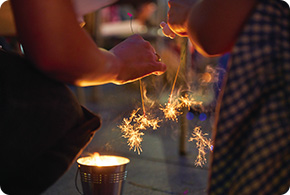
[208,0,290,194]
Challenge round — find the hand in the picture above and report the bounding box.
[160,21,176,39]
[110,34,166,85]
[166,0,198,37]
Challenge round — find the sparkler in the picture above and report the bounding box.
[127,12,134,34]
[119,108,162,154]
[188,126,213,167]
[118,13,164,154]
[127,12,146,116]
[119,14,213,162]
[160,97,181,121]
[160,38,189,121]
[179,94,203,110]
[160,93,203,121]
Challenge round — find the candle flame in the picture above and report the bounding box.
[77,153,129,166]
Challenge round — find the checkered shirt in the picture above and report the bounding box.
[208,0,290,194]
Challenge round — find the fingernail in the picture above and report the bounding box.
[160,21,166,28]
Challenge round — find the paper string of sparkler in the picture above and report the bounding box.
[127,12,134,34]
[169,60,181,104]
[127,12,146,116]
[139,80,146,116]
[169,39,188,104]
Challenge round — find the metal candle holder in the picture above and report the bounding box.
[76,155,130,195]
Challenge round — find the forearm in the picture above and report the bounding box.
[187,0,258,56]
[0,1,17,36]
[10,0,120,86]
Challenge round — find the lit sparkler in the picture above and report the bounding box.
[160,94,203,121]
[119,108,162,154]
[178,94,203,110]
[189,126,213,167]
[160,97,181,121]
[123,129,144,155]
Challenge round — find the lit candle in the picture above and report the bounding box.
[77,153,130,195]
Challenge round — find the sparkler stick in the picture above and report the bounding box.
[161,38,189,122]
[169,62,181,104]
[168,38,188,104]
[178,38,189,155]
[128,12,146,116]
[139,80,146,116]
[127,12,134,34]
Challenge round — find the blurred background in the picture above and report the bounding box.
[0,0,229,194]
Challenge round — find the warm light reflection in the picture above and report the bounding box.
[77,153,130,166]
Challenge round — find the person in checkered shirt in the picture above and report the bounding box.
[162,0,290,194]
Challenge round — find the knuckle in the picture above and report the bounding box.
[143,40,152,49]
[131,34,142,40]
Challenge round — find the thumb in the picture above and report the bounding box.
[160,21,176,39]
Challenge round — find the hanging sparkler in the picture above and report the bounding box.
[118,13,164,154]
[188,126,213,167]
[160,97,181,121]
[118,108,162,154]
[127,12,146,117]
[160,38,189,121]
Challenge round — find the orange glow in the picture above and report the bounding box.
[201,72,212,83]
[77,153,130,166]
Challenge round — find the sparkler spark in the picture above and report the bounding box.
[160,94,203,121]
[123,129,144,155]
[189,126,213,167]
[178,94,203,110]
[160,97,181,121]
[119,109,162,154]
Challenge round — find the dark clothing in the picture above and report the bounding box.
[0,50,101,194]
[209,0,290,194]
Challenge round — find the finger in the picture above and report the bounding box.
[163,26,176,39]
[160,22,176,38]
[160,21,167,29]
[151,62,167,75]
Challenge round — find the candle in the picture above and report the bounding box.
[77,153,130,195]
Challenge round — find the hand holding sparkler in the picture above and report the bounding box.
[109,34,166,85]
[161,0,198,38]
[160,21,176,39]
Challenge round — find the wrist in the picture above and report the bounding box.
[107,48,123,84]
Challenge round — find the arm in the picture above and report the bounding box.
[164,0,258,56]
[10,0,166,86]
[0,1,16,36]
